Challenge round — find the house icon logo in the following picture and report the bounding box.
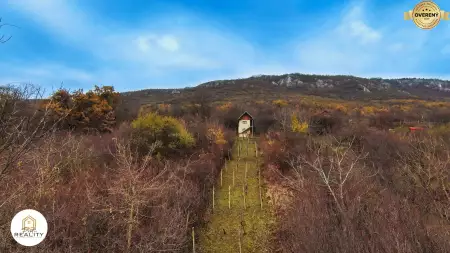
[22,215,36,231]
[11,209,48,247]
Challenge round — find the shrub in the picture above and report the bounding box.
[291,114,309,133]
[220,106,241,130]
[131,112,195,157]
[272,99,288,107]
[253,106,276,134]
[216,102,232,112]
[427,108,450,123]
[0,130,228,252]
[0,83,54,176]
[309,111,342,135]
[266,129,450,253]
[428,123,450,136]
[369,111,403,129]
[206,124,228,145]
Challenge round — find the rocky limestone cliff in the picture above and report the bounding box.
[198,73,450,94]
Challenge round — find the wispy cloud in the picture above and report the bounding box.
[136,35,180,53]
[4,0,262,90]
[2,0,450,93]
[340,5,382,44]
[7,0,258,70]
[0,62,96,94]
[293,2,435,77]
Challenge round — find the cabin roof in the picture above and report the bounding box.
[409,126,425,130]
[238,111,253,120]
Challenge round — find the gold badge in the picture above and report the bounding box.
[404,1,450,29]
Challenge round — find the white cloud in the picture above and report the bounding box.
[135,34,180,53]
[7,0,256,71]
[136,36,152,52]
[157,35,179,52]
[3,0,266,91]
[6,0,94,42]
[295,4,381,74]
[293,2,435,77]
[348,20,381,43]
[337,4,382,44]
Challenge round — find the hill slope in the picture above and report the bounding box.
[117,73,450,118]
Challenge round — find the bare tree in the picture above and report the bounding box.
[191,88,211,119]
[0,18,17,43]
[273,107,292,132]
[286,137,374,214]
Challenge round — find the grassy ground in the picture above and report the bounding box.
[198,137,275,253]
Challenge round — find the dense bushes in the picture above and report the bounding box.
[261,127,450,253]
[2,82,450,252]
[260,99,450,252]
[0,120,232,253]
[0,84,236,252]
[309,111,343,135]
[0,84,55,176]
[0,128,231,252]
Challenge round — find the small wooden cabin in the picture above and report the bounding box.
[238,112,254,137]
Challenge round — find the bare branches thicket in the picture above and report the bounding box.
[82,138,211,252]
[273,107,291,132]
[271,134,449,253]
[0,83,63,177]
[398,135,450,229]
[285,137,375,220]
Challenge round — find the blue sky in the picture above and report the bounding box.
[1,0,450,94]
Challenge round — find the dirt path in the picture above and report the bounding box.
[198,137,274,253]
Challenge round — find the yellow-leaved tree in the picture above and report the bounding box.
[291,114,309,133]
[131,112,195,157]
[272,99,288,108]
[216,102,232,112]
[206,124,228,145]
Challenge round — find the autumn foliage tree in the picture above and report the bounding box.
[291,114,309,133]
[206,123,228,146]
[131,112,195,158]
[46,85,120,132]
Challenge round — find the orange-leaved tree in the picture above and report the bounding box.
[46,85,120,132]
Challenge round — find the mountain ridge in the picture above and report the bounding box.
[115,73,450,128]
[121,73,450,102]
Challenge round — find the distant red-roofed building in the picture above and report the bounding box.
[409,126,425,132]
